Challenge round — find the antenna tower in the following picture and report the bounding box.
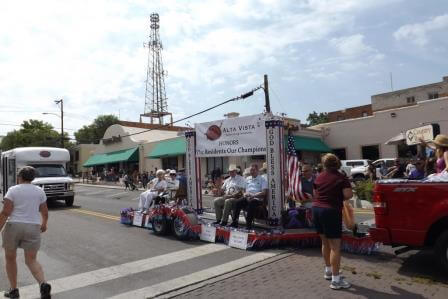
[140,13,172,125]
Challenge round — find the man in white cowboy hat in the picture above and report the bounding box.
[213,164,246,226]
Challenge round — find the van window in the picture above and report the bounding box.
[30,164,67,177]
[346,161,365,167]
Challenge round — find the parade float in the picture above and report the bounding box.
[121,113,378,254]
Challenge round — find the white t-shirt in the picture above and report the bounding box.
[222,175,247,195]
[4,184,47,225]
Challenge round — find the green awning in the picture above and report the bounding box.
[287,136,331,153]
[83,147,139,167]
[148,137,186,159]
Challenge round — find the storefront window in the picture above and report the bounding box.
[397,143,418,158]
[162,157,178,170]
[206,157,229,176]
[361,145,380,160]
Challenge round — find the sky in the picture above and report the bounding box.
[0,0,447,139]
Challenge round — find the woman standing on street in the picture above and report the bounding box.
[0,166,52,299]
[312,154,352,290]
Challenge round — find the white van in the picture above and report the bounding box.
[1,147,75,206]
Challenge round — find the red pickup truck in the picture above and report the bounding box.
[370,179,448,272]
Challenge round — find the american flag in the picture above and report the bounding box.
[287,134,312,201]
[287,134,301,201]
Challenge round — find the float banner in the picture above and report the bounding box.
[265,118,284,226]
[195,114,267,157]
[405,123,440,146]
[185,131,199,210]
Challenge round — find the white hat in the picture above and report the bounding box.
[228,164,238,172]
[156,169,165,176]
[170,170,177,175]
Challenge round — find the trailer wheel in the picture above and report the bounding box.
[65,196,74,207]
[173,217,189,240]
[152,216,168,235]
[435,230,448,273]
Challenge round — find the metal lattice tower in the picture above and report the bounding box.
[140,13,172,125]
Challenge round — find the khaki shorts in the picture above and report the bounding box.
[2,222,41,251]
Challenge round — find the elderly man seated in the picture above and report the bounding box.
[231,163,268,229]
[213,164,246,226]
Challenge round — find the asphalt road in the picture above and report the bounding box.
[0,185,377,298]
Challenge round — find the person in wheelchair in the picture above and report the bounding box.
[231,163,268,229]
[138,169,167,212]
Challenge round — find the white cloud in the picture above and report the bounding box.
[330,34,373,56]
[394,14,448,46]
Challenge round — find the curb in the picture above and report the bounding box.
[75,183,145,191]
[156,251,294,299]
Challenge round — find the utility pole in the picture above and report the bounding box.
[263,74,271,114]
[55,99,64,147]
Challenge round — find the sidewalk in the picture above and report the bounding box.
[164,248,447,299]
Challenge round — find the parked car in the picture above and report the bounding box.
[350,158,395,181]
[370,179,448,272]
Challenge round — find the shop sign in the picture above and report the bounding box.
[195,114,266,157]
[406,124,440,146]
[200,224,216,243]
[228,230,248,250]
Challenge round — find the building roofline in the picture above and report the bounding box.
[311,96,448,127]
[118,121,188,132]
[372,81,444,98]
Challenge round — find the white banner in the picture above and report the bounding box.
[265,118,284,226]
[195,114,267,157]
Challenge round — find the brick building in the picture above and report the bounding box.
[327,104,372,122]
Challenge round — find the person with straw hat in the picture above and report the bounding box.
[428,134,448,173]
[213,164,246,226]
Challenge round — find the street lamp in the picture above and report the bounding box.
[42,99,64,147]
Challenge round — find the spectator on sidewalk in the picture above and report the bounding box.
[312,153,352,290]
[231,164,267,230]
[138,170,167,212]
[0,166,52,299]
[213,165,246,226]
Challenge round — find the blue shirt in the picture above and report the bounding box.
[245,175,268,194]
[409,169,425,180]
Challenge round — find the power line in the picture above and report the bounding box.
[73,86,263,143]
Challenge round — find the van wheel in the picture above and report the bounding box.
[65,196,74,207]
[152,216,169,235]
[435,230,448,273]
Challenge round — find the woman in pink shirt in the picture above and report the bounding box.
[428,134,448,173]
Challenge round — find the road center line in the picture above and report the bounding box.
[108,251,279,299]
[18,244,228,298]
[70,209,120,221]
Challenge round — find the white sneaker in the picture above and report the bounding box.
[330,278,351,290]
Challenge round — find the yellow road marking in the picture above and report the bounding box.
[71,209,121,221]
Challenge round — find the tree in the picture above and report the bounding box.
[306,111,329,126]
[0,120,63,151]
[74,114,119,144]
